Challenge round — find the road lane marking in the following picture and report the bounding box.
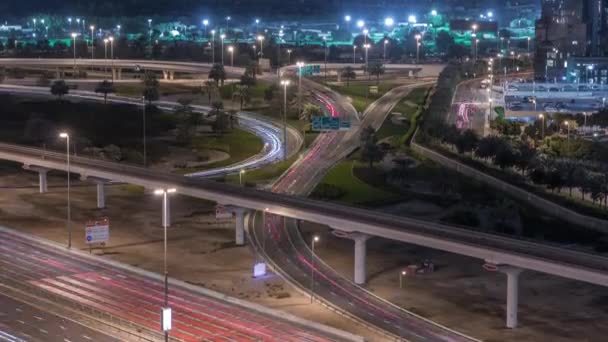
[82,335,92,340]
[34,316,44,321]
[17,320,25,325]
[39,328,48,334]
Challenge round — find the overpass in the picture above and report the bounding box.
[1,142,607,330]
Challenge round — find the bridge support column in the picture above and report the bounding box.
[353,234,370,285]
[55,68,62,79]
[163,70,169,80]
[116,68,122,80]
[38,169,48,193]
[504,267,522,328]
[81,176,109,209]
[111,68,117,81]
[225,206,248,245]
[169,71,175,80]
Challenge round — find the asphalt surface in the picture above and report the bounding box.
[0,292,119,342]
[0,229,351,342]
[249,80,477,341]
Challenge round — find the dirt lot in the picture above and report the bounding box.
[0,162,383,341]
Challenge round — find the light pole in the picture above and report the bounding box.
[148,19,152,51]
[109,36,114,81]
[475,39,479,63]
[257,35,265,58]
[297,62,304,119]
[154,188,176,342]
[362,28,368,45]
[353,45,357,64]
[538,114,545,139]
[310,235,319,304]
[323,37,328,80]
[59,133,71,249]
[363,44,370,78]
[228,46,234,67]
[399,270,406,288]
[211,30,216,64]
[90,26,95,60]
[287,49,292,65]
[280,80,290,160]
[415,34,421,64]
[220,34,226,65]
[71,33,77,70]
[383,39,388,62]
[239,169,245,185]
[203,19,209,36]
[142,96,147,166]
[527,37,531,55]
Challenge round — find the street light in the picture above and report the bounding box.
[211,30,216,64]
[220,34,226,65]
[356,20,365,29]
[415,34,422,64]
[297,62,304,120]
[352,45,357,64]
[287,49,292,65]
[154,187,176,342]
[364,44,371,78]
[383,39,389,62]
[527,36,531,55]
[59,133,72,249]
[310,235,319,303]
[399,270,407,288]
[239,169,246,185]
[257,35,265,58]
[228,46,234,67]
[71,33,77,70]
[323,37,328,80]
[109,36,114,80]
[384,17,394,27]
[475,39,480,62]
[202,19,209,35]
[280,80,290,160]
[90,26,95,60]
[538,114,545,139]
[362,28,368,45]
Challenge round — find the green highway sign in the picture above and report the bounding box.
[311,116,351,131]
[297,65,321,76]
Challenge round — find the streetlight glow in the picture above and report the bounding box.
[345,15,351,22]
[356,20,365,28]
[384,17,394,27]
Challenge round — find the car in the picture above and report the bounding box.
[578,85,589,91]
[549,87,560,92]
[591,85,601,91]
[522,96,537,103]
[556,102,566,109]
[536,85,547,92]
[507,85,519,91]
[544,105,557,112]
[509,104,523,111]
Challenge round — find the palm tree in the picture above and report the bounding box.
[368,62,385,85]
[212,101,228,133]
[208,63,226,86]
[50,80,69,99]
[232,85,251,111]
[95,80,115,104]
[341,66,356,86]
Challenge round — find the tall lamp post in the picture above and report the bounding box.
[383,39,389,62]
[90,26,95,60]
[228,46,234,67]
[310,235,319,303]
[211,30,216,64]
[257,35,265,59]
[287,49,292,65]
[363,44,370,78]
[220,34,226,65]
[142,96,147,166]
[399,270,407,288]
[415,34,421,64]
[59,133,72,249]
[280,80,290,160]
[538,114,545,139]
[323,37,328,80]
[352,45,357,64]
[71,33,77,70]
[109,36,114,81]
[297,62,304,120]
[154,188,176,342]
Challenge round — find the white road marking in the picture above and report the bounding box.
[17,320,25,325]
[15,308,22,312]
[34,315,44,321]
[39,328,48,334]
[82,335,92,340]
[59,325,66,330]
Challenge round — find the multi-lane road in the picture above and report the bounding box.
[0,228,357,341]
[249,80,480,341]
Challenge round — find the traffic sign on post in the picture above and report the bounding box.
[85,218,109,245]
[311,116,351,131]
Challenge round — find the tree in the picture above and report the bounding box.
[436,31,454,55]
[493,143,517,170]
[264,84,277,102]
[573,166,590,201]
[245,61,258,81]
[359,126,385,168]
[454,129,479,154]
[177,97,193,113]
[202,80,216,104]
[475,136,502,160]
[556,160,578,196]
[301,103,322,122]
[341,66,356,86]
[514,141,537,176]
[212,101,229,133]
[143,86,159,104]
[50,80,69,98]
[208,63,226,86]
[143,72,159,88]
[95,80,115,104]
[367,62,385,85]
[232,85,251,111]
[240,71,256,87]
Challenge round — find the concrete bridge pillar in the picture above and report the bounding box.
[169,71,175,80]
[225,206,249,245]
[81,176,110,209]
[163,70,169,80]
[55,68,62,80]
[23,165,49,193]
[353,234,370,285]
[503,266,523,328]
[111,68,116,81]
[116,68,122,80]
[331,230,370,285]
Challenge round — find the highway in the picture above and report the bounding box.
[249,81,479,341]
[0,84,302,177]
[0,227,356,342]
